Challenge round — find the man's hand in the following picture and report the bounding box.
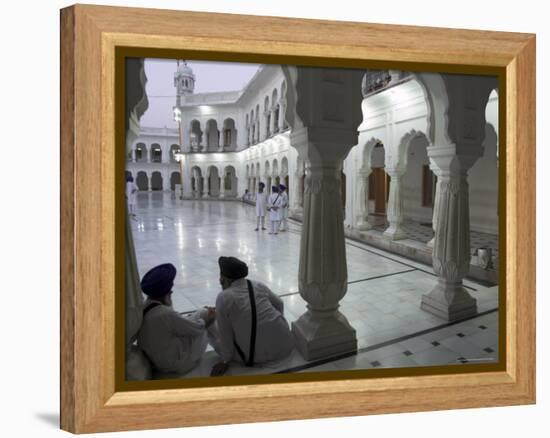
[210,361,229,376]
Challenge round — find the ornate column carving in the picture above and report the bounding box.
[282,65,363,360]
[292,138,356,360]
[355,167,372,231]
[383,166,407,240]
[421,146,481,320]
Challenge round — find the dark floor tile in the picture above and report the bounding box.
[371,361,381,367]
[403,350,413,356]
[431,341,440,346]
[484,347,494,353]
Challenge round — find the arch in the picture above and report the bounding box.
[359,136,384,171]
[223,165,238,197]
[135,142,147,162]
[150,143,162,163]
[281,156,289,176]
[271,88,278,106]
[222,118,237,149]
[280,79,288,130]
[170,171,181,191]
[272,158,279,178]
[189,119,202,150]
[151,171,163,191]
[397,129,430,171]
[205,119,220,150]
[169,144,181,162]
[207,165,220,196]
[191,166,203,196]
[136,171,148,191]
[264,160,271,177]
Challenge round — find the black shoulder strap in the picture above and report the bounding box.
[143,302,161,318]
[233,281,258,366]
[246,280,257,367]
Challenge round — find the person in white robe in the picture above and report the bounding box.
[255,182,267,231]
[126,175,138,216]
[278,184,289,232]
[267,185,284,235]
[137,263,215,376]
[210,256,294,376]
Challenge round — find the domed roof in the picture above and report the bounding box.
[176,61,195,78]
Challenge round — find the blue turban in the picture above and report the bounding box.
[218,256,248,280]
[272,185,279,193]
[126,175,134,182]
[140,263,176,298]
[279,184,286,191]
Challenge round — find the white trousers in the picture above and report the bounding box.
[256,216,265,228]
[270,220,280,234]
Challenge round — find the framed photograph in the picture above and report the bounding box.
[60,4,535,434]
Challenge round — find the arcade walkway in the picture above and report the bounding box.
[131,192,499,377]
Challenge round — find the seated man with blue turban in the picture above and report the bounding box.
[209,256,294,376]
[137,263,215,376]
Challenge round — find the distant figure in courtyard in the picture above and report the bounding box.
[255,182,267,231]
[242,189,250,203]
[267,185,283,235]
[209,256,294,376]
[126,175,138,216]
[137,263,215,376]
[278,184,289,232]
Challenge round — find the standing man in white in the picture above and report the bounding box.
[278,184,289,232]
[254,182,267,231]
[126,174,138,217]
[267,185,284,235]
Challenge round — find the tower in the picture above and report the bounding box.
[174,60,195,106]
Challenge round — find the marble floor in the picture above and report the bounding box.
[131,192,500,379]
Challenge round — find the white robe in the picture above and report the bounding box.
[255,192,267,217]
[126,181,138,205]
[267,193,284,221]
[211,278,293,364]
[137,299,208,375]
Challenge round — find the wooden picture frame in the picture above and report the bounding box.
[60,4,535,434]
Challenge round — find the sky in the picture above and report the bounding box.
[138,58,261,128]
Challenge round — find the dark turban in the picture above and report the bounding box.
[272,185,279,193]
[218,256,248,280]
[279,184,286,191]
[140,263,176,298]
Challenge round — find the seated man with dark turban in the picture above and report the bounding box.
[137,263,215,376]
[210,256,294,376]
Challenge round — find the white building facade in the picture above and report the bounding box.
[127,63,498,237]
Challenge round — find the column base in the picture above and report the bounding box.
[421,279,477,321]
[356,217,372,231]
[291,309,357,361]
[426,237,435,248]
[383,225,407,240]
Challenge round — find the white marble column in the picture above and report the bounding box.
[180,155,192,199]
[426,162,440,248]
[220,173,226,198]
[383,167,407,240]
[279,102,286,131]
[292,138,357,360]
[355,167,372,231]
[203,174,210,198]
[421,146,481,321]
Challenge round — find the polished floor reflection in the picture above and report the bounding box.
[131,192,499,377]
